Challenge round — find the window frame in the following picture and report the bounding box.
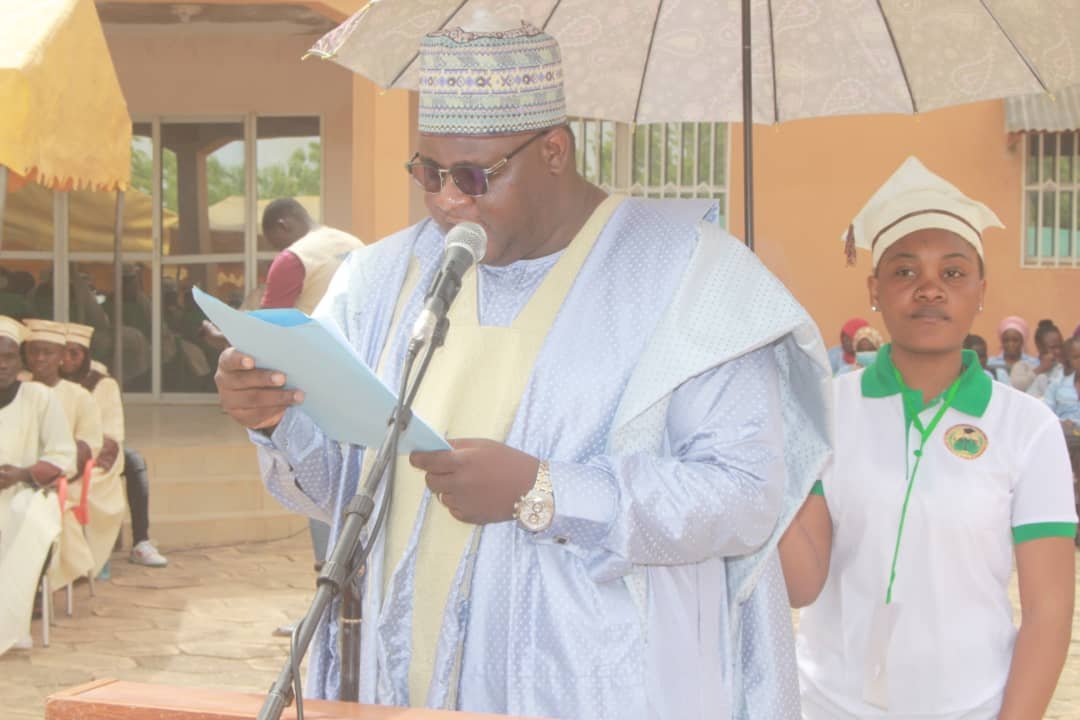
[0,112,325,403]
[1021,130,1079,269]
[568,119,730,225]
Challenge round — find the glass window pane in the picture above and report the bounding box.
[1059,191,1073,258]
[1059,132,1074,185]
[600,121,614,186]
[100,262,152,391]
[69,261,150,392]
[256,117,322,252]
[1041,191,1056,258]
[649,125,662,188]
[1025,190,1039,259]
[1042,133,1057,186]
[681,124,694,187]
[1,182,54,252]
[0,260,51,320]
[665,123,679,191]
[583,120,598,182]
[160,121,245,257]
[159,262,240,393]
[1026,133,1039,185]
[713,123,726,187]
[696,122,712,190]
[632,125,646,187]
[1075,131,1080,185]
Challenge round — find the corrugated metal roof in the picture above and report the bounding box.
[1006,85,1080,132]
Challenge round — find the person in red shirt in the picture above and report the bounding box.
[260,199,362,313]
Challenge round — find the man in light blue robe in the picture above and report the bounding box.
[216,22,831,720]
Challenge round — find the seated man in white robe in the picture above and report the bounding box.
[0,316,76,653]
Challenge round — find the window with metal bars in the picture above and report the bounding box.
[569,119,728,227]
[1023,131,1079,268]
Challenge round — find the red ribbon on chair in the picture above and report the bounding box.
[72,459,94,526]
[54,475,69,513]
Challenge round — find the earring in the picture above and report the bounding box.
[871,304,878,312]
[978,304,983,312]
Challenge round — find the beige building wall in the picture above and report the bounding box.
[728,100,1079,354]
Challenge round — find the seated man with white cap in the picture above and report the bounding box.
[779,157,1076,719]
[59,323,133,576]
[0,316,76,653]
[23,319,100,590]
[216,20,832,720]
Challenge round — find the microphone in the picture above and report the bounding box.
[411,222,487,345]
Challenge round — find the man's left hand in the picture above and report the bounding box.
[410,439,539,525]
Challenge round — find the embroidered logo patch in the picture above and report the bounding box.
[944,424,988,460]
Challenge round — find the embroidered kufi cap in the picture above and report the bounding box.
[418,21,566,136]
[24,318,68,346]
[66,322,95,348]
[842,156,1003,269]
[0,315,25,344]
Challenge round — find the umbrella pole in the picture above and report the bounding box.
[113,191,125,385]
[741,0,755,250]
[0,166,7,252]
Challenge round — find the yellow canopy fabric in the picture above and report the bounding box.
[2,182,175,253]
[0,0,130,192]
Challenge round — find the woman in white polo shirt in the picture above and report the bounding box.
[780,157,1077,720]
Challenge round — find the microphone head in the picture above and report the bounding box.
[445,222,488,263]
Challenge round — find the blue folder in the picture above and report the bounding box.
[193,287,449,453]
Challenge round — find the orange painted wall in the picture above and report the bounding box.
[350,81,414,243]
[728,100,1079,354]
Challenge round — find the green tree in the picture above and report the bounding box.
[129,145,179,211]
[206,155,245,207]
[258,141,321,199]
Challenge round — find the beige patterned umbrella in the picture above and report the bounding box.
[309,0,1080,244]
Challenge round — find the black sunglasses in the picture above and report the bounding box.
[404,129,550,197]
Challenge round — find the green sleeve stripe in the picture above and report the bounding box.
[809,480,824,497]
[1012,522,1077,544]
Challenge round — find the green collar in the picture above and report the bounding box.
[861,344,992,417]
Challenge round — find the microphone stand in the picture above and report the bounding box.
[257,316,451,720]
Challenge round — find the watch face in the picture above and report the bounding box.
[520,491,554,531]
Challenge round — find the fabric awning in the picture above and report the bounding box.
[1006,85,1080,133]
[0,0,130,192]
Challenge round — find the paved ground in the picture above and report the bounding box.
[2,534,1078,719]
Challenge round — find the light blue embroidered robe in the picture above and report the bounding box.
[252,198,832,720]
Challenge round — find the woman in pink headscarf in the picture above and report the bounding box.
[987,316,1039,386]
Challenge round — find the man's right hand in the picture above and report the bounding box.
[215,347,304,432]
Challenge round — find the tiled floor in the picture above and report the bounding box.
[2,534,316,720]
[3,534,1078,719]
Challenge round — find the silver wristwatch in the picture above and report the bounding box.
[514,460,554,532]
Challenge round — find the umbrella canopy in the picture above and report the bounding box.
[0,0,131,192]
[310,0,1080,248]
[310,0,1080,125]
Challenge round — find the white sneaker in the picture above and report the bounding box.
[130,540,168,567]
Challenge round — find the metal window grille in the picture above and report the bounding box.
[569,119,727,226]
[1022,131,1080,268]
